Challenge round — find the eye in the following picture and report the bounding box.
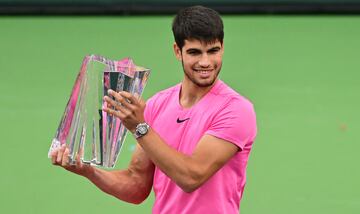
[188,51,200,55]
[208,48,220,54]
[187,49,201,55]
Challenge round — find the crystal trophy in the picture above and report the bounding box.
[48,55,150,168]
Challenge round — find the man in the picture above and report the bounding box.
[51,5,257,214]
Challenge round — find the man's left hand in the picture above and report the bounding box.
[103,90,146,133]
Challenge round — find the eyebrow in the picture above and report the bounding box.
[186,46,221,53]
[208,47,221,52]
[186,48,201,53]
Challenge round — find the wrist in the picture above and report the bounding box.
[133,122,150,139]
[81,164,96,179]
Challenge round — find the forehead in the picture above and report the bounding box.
[182,39,222,50]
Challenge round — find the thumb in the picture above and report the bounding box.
[134,93,140,100]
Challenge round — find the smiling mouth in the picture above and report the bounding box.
[193,69,213,74]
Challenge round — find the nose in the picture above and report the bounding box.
[198,54,210,68]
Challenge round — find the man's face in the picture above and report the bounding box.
[174,39,224,88]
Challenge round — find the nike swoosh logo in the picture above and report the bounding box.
[177,118,190,123]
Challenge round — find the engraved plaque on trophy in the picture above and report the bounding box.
[48,55,150,168]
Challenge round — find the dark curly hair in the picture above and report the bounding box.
[172,5,224,50]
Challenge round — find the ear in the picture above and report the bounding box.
[173,42,182,61]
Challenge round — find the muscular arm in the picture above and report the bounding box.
[51,144,154,204]
[137,130,238,193]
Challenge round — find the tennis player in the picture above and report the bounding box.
[51,5,257,213]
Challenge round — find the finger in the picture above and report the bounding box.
[75,147,83,168]
[114,101,133,116]
[103,106,126,119]
[61,147,70,167]
[104,101,113,117]
[103,96,130,112]
[119,91,139,105]
[123,92,146,108]
[56,144,66,163]
[51,150,58,165]
[107,90,134,110]
[106,100,112,108]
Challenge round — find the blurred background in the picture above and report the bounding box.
[0,1,359,213]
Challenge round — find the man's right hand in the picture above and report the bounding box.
[50,143,154,204]
[50,144,94,177]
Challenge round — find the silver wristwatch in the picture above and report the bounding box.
[133,122,150,139]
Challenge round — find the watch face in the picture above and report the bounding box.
[138,125,148,135]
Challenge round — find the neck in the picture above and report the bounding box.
[179,78,218,109]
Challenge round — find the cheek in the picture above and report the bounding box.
[183,62,193,71]
[214,56,223,66]
[182,58,195,68]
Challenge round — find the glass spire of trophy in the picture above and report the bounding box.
[48,55,150,168]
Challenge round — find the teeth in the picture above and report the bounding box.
[195,70,211,73]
